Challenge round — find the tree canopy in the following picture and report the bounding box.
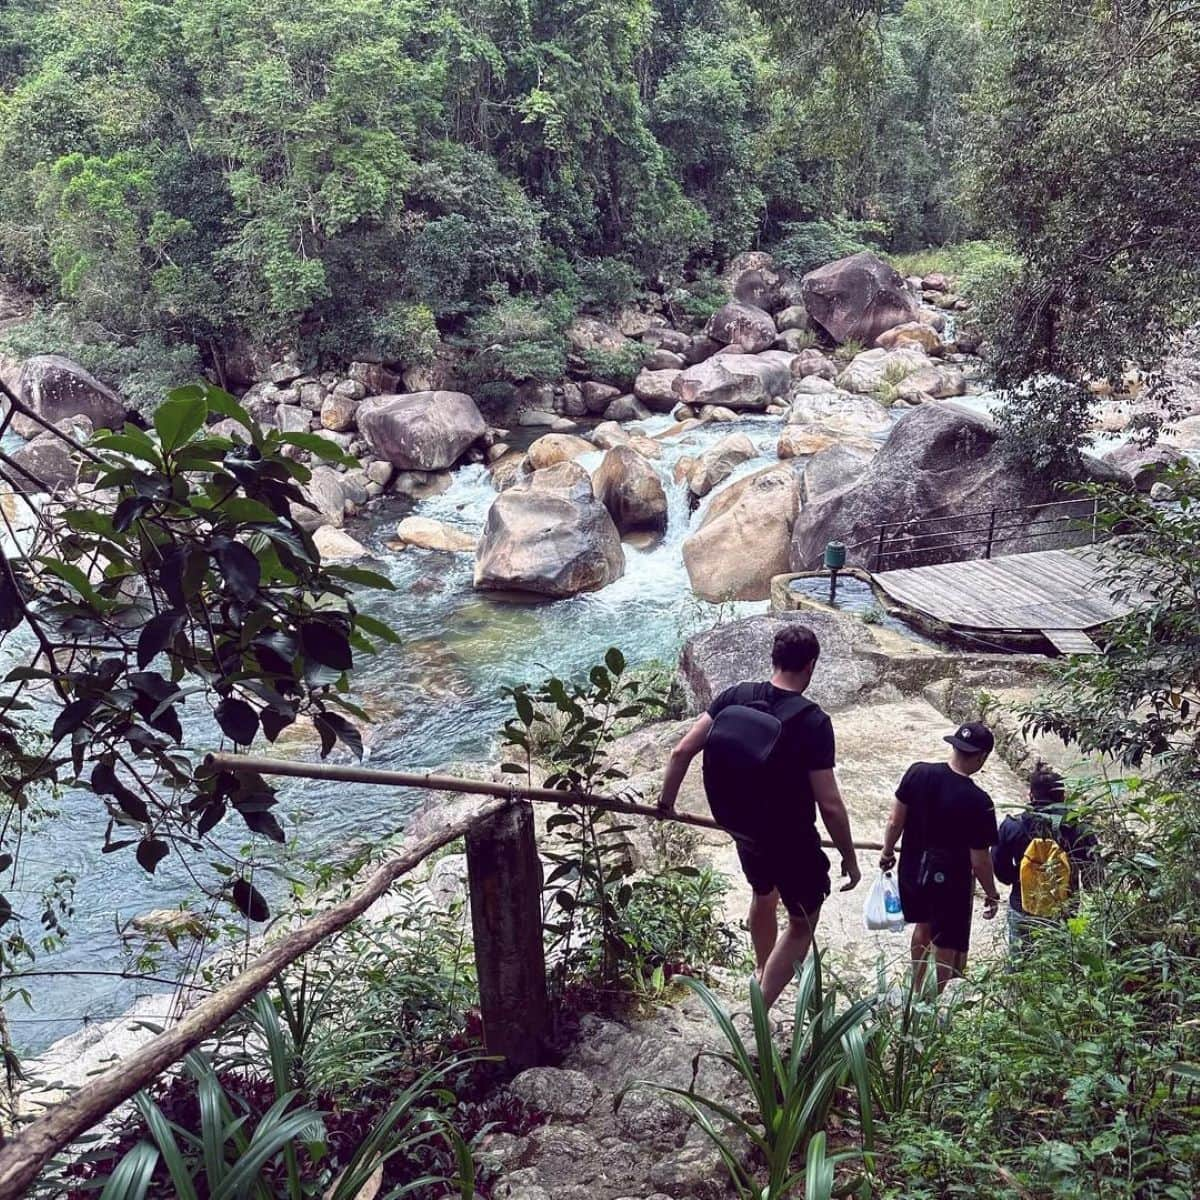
[0,0,992,390]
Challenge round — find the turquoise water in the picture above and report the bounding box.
[13,414,787,1052]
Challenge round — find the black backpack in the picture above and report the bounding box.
[702,688,814,841]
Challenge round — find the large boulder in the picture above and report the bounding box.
[687,432,756,497]
[790,402,1125,571]
[592,446,669,535]
[800,252,921,346]
[1103,442,1185,491]
[835,347,931,395]
[704,302,777,353]
[674,354,789,410]
[787,392,892,438]
[292,465,347,531]
[357,391,485,470]
[683,464,800,601]
[474,468,624,597]
[800,443,876,504]
[633,368,683,413]
[13,355,126,439]
[526,433,593,471]
[678,610,885,714]
[10,415,93,493]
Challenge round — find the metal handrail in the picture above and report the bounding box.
[867,496,1103,571]
[870,494,1098,533]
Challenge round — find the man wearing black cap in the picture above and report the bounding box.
[878,722,1002,992]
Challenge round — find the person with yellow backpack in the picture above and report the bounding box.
[991,762,1098,945]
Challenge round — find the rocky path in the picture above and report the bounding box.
[486,983,753,1200]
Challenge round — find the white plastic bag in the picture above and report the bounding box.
[863,870,906,932]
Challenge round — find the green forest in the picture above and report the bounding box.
[0,0,1196,436]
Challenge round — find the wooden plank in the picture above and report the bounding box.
[873,546,1132,635]
[1042,628,1102,655]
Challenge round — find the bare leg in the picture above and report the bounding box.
[748,889,780,980]
[759,906,821,1009]
[937,947,966,992]
[911,922,934,993]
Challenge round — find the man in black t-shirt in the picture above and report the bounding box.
[878,722,1001,992]
[658,625,861,1007]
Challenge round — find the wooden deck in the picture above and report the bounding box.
[873,545,1136,640]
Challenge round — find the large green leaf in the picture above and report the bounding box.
[155,390,208,455]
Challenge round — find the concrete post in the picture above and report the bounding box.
[465,801,551,1069]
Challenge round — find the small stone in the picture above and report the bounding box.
[269,359,301,385]
[299,381,326,410]
[312,526,368,561]
[550,416,578,432]
[334,378,367,400]
[275,404,310,434]
[603,394,651,422]
[487,442,512,464]
[644,348,686,371]
[1150,482,1176,501]
[558,382,587,418]
[518,409,560,428]
[699,405,738,422]
[365,460,394,488]
[395,516,477,552]
[320,393,358,432]
[391,470,453,500]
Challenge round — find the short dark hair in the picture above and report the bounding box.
[1029,761,1065,805]
[772,624,820,672]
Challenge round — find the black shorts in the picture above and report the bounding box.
[736,839,830,919]
[899,877,973,954]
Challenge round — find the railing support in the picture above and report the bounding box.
[984,508,998,559]
[466,802,551,1069]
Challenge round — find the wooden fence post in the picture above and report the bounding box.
[465,801,551,1070]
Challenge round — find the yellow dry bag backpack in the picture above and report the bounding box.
[1019,812,1072,917]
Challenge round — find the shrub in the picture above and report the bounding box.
[462,294,572,385]
[576,257,643,310]
[666,272,729,329]
[581,341,647,388]
[772,218,886,276]
[0,307,201,414]
[620,950,876,1200]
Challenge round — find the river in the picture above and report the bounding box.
[11,412,781,1053]
[9,389,1138,1055]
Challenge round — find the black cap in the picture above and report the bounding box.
[944,722,995,755]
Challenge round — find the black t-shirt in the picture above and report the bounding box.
[707,682,835,845]
[896,761,998,889]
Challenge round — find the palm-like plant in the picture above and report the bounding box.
[619,948,875,1199]
[93,992,476,1200]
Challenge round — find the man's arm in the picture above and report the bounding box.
[969,848,1001,918]
[657,714,712,812]
[811,769,861,892]
[879,798,906,871]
